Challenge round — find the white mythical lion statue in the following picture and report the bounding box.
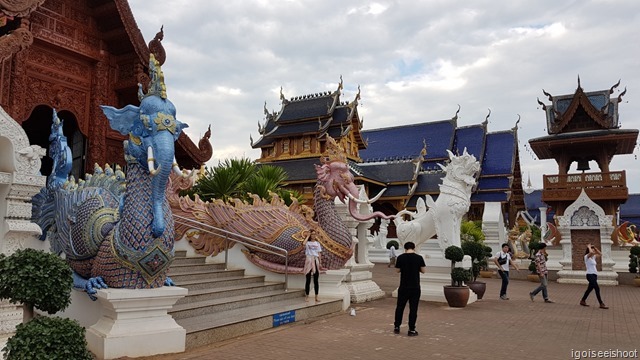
[394,149,480,249]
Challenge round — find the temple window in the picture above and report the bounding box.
[303,137,310,151]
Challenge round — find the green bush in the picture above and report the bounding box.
[444,245,464,263]
[386,240,399,250]
[451,268,471,286]
[0,249,72,315]
[462,241,488,282]
[629,246,640,275]
[2,316,93,360]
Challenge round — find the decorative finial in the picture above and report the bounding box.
[537,98,547,111]
[420,139,427,157]
[577,75,581,89]
[338,75,343,91]
[609,79,621,94]
[512,114,520,131]
[542,89,553,102]
[139,54,167,100]
[617,87,627,103]
[279,86,285,101]
[320,136,347,164]
[452,104,461,121]
[148,25,166,65]
[485,108,491,122]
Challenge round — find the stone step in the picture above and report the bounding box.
[168,262,226,274]
[168,268,245,282]
[175,281,285,305]
[170,289,305,320]
[178,297,343,350]
[172,256,208,266]
[174,275,266,291]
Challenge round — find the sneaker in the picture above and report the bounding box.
[544,299,554,303]
[580,300,589,307]
[408,330,418,337]
[599,304,609,309]
[393,326,400,334]
[500,295,509,300]
[529,293,534,302]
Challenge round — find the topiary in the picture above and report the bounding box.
[629,246,640,277]
[2,316,93,360]
[0,248,72,321]
[386,240,400,250]
[444,245,465,286]
[451,267,471,286]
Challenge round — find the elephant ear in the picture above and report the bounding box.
[173,120,189,140]
[100,104,140,136]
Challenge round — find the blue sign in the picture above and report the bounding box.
[272,310,296,327]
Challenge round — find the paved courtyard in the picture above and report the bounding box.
[132,264,640,360]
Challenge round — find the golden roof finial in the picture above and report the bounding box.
[320,136,347,164]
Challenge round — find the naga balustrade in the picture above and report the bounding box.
[173,214,290,290]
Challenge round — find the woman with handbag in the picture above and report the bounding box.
[493,243,520,300]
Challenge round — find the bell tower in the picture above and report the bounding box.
[529,79,638,219]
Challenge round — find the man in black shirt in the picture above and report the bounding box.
[394,241,426,336]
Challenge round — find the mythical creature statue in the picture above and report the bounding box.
[612,221,639,247]
[169,136,393,273]
[508,226,531,259]
[32,54,188,299]
[394,149,480,249]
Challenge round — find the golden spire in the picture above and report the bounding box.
[320,136,347,164]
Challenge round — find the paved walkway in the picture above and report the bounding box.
[131,265,640,360]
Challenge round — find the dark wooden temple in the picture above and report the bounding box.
[0,0,212,179]
[529,79,638,218]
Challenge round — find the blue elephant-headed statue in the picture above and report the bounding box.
[32,54,188,299]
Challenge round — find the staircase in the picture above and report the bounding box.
[168,251,343,350]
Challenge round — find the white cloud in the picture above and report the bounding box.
[128,0,640,192]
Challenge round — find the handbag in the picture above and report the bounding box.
[497,254,507,265]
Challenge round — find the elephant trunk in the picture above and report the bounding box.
[150,132,175,238]
[341,182,394,221]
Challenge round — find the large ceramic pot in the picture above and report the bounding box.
[467,281,486,299]
[479,270,494,279]
[633,278,640,287]
[527,274,540,282]
[443,286,470,308]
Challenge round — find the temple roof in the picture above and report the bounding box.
[529,129,638,160]
[359,120,456,163]
[620,194,640,226]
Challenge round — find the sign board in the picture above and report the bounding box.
[272,310,296,327]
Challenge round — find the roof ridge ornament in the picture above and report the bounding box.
[485,108,491,123]
[609,79,621,94]
[512,114,521,132]
[451,104,460,121]
[617,87,627,103]
[542,89,553,102]
[320,136,347,164]
[148,26,166,66]
[138,53,166,101]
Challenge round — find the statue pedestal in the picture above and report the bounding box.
[368,248,390,263]
[320,269,352,310]
[86,287,188,360]
[344,263,386,303]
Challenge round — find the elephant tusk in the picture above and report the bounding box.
[172,157,191,178]
[347,188,386,204]
[367,188,386,203]
[147,146,160,176]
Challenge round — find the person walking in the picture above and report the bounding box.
[580,244,608,309]
[529,243,554,303]
[394,241,426,336]
[303,230,322,302]
[493,243,520,300]
[388,244,398,268]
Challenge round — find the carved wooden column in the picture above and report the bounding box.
[87,57,109,167]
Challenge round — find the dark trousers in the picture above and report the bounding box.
[581,273,603,304]
[394,287,421,331]
[498,270,509,296]
[305,271,319,296]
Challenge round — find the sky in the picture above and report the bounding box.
[128,0,640,192]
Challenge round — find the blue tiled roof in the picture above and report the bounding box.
[620,216,640,227]
[481,131,515,175]
[332,106,350,125]
[277,96,335,123]
[382,184,412,197]
[453,125,485,161]
[522,190,555,224]
[477,177,511,191]
[360,120,455,162]
[266,121,321,138]
[358,162,417,183]
[470,192,508,203]
[620,193,640,217]
[415,172,445,193]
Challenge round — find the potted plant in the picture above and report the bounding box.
[628,245,640,287]
[443,245,471,308]
[462,240,487,299]
[478,245,494,278]
[0,248,93,359]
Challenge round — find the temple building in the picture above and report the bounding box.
[0,0,212,179]
[252,79,525,234]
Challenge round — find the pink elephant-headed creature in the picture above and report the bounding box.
[170,136,393,273]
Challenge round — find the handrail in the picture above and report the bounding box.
[173,214,290,290]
